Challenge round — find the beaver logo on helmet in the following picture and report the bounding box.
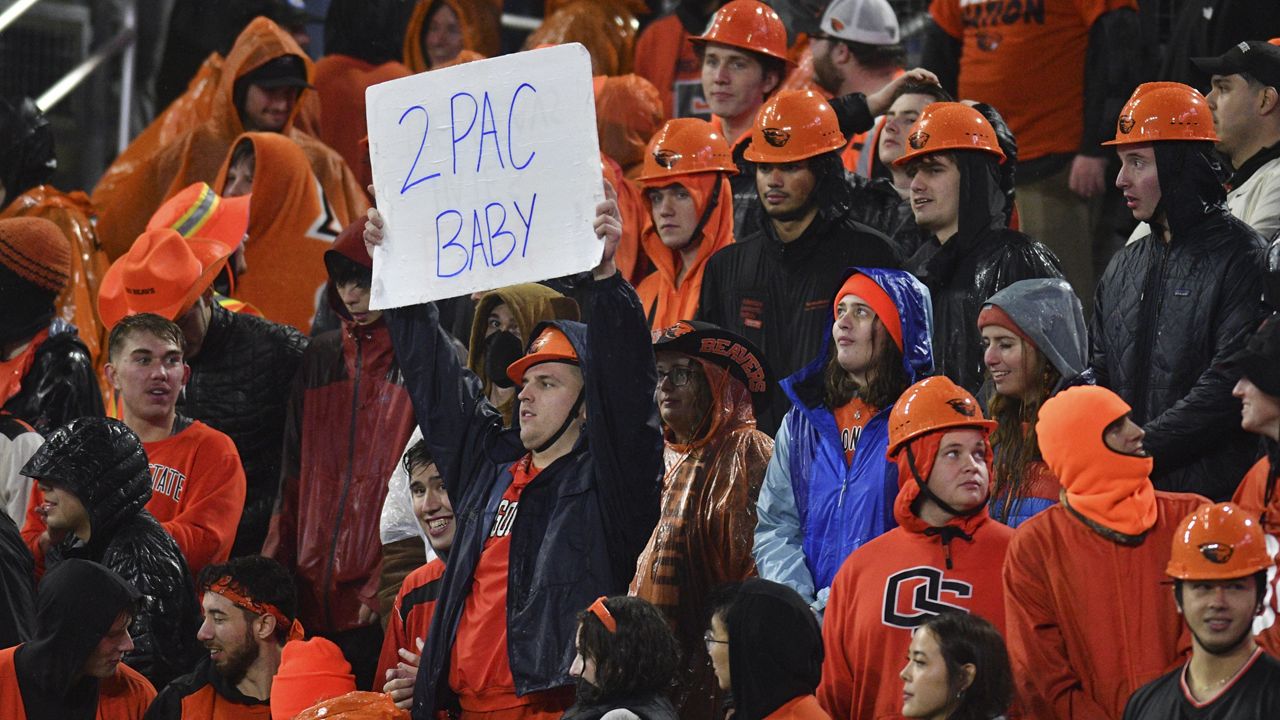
[1200,543,1235,564]
[654,149,682,169]
[909,131,930,150]
[660,321,695,339]
[763,128,791,147]
[830,18,845,31]
[1118,115,1135,135]
[946,398,976,417]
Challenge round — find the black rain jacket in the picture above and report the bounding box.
[177,304,307,556]
[906,152,1063,395]
[24,417,201,688]
[1,320,102,436]
[387,273,663,717]
[1091,141,1268,500]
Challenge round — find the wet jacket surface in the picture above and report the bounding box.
[697,177,902,435]
[629,360,772,720]
[24,421,201,689]
[907,154,1062,395]
[817,468,1013,720]
[177,305,308,557]
[0,511,34,649]
[387,273,662,716]
[1091,142,1268,501]
[264,316,416,635]
[91,17,368,260]
[142,654,271,720]
[1,320,103,436]
[754,268,933,612]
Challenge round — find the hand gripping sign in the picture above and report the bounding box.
[365,44,603,309]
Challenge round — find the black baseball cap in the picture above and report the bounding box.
[653,320,771,414]
[1219,315,1280,396]
[1192,41,1280,89]
[242,55,313,90]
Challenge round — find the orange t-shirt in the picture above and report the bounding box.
[832,398,875,464]
[0,645,157,720]
[930,0,1136,162]
[449,457,541,711]
[22,419,246,578]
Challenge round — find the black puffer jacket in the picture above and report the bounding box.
[1091,142,1268,500]
[23,417,201,688]
[698,164,902,434]
[387,273,662,717]
[906,152,1063,394]
[178,305,307,556]
[2,320,102,436]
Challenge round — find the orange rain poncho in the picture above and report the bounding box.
[524,0,641,76]
[402,0,500,73]
[214,133,348,332]
[594,74,666,179]
[92,17,368,261]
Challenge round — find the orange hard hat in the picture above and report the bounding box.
[636,118,738,183]
[1102,82,1219,146]
[893,102,1006,167]
[886,376,997,458]
[743,89,846,163]
[689,0,792,66]
[506,325,579,384]
[1166,502,1273,581]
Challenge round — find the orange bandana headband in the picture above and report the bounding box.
[207,577,305,641]
[588,596,617,633]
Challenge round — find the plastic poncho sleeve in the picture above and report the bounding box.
[752,420,820,611]
[1141,248,1266,476]
[1003,529,1112,720]
[385,302,506,505]
[582,273,664,581]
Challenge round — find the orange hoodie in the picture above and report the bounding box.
[1232,456,1280,658]
[1004,386,1203,720]
[635,173,734,329]
[92,17,368,260]
[402,0,500,74]
[214,132,347,332]
[817,434,1013,720]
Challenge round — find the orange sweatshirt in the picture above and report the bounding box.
[0,645,156,719]
[1232,456,1280,658]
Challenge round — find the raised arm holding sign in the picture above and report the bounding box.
[365,43,606,309]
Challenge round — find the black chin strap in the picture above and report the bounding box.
[534,389,586,454]
[905,443,986,519]
[683,173,722,249]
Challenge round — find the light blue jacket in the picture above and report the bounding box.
[753,267,933,615]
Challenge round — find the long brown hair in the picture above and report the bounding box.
[988,340,1061,523]
[823,319,909,412]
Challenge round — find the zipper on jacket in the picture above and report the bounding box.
[1132,242,1169,421]
[322,332,363,631]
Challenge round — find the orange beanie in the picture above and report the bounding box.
[1037,386,1157,537]
[833,272,903,351]
[270,638,358,720]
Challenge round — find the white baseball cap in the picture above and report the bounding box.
[817,0,900,46]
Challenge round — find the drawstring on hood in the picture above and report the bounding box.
[1037,386,1158,539]
[893,431,993,570]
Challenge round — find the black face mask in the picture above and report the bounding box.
[483,331,525,389]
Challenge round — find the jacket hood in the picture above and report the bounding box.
[1037,386,1158,537]
[638,174,735,304]
[402,0,500,73]
[891,430,994,536]
[324,216,373,319]
[955,152,1007,242]
[725,579,823,720]
[324,0,410,65]
[595,74,665,175]
[467,284,581,418]
[984,278,1087,391]
[21,417,152,547]
[1153,141,1230,237]
[17,559,139,703]
[782,266,934,408]
[217,17,314,137]
[0,96,56,202]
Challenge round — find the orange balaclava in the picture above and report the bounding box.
[1037,386,1158,538]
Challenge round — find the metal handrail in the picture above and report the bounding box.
[500,13,541,31]
[0,0,137,153]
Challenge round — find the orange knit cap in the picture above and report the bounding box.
[976,304,1032,346]
[270,638,357,720]
[1037,386,1157,537]
[833,273,903,351]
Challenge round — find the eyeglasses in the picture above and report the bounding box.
[657,366,697,388]
[703,631,728,646]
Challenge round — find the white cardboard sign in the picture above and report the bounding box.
[365,44,603,309]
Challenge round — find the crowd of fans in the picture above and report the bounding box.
[2,0,1280,718]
